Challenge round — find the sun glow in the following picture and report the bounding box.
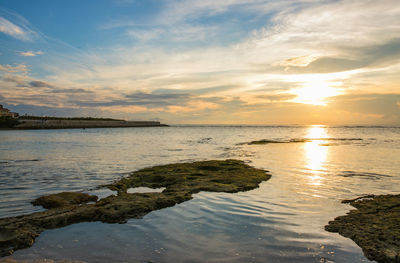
[293,80,342,106]
[281,73,347,106]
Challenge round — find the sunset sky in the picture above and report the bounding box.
[0,0,399,125]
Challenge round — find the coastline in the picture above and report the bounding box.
[0,119,168,130]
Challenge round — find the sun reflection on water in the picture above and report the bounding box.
[304,125,329,186]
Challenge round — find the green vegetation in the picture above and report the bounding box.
[0,159,270,257]
[325,194,400,263]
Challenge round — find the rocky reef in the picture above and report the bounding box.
[31,192,98,209]
[325,194,400,263]
[0,159,270,257]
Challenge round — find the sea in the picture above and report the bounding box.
[0,125,399,263]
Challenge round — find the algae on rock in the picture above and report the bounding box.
[0,159,270,257]
[325,194,400,263]
[31,192,98,209]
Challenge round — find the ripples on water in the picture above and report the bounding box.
[1,126,400,262]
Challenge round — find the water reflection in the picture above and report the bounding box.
[306,125,328,140]
[305,126,329,185]
[2,126,397,262]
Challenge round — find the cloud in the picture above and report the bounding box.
[281,55,317,68]
[100,18,141,30]
[50,88,93,94]
[29,80,53,88]
[0,64,28,73]
[0,17,29,40]
[18,50,44,57]
[166,100,219,113]
[73,91,193,108]
[2,75,70,90]
[126,28,164,41]
[330,93,400,115]
[158,0,303,25]
[1,74,28,86]
[153,85,241,96]
[281,38,400,74]
[257,93,296,102]
[288,57,362,74]
[267,0,400,47]
[0,8,39,42]
[246,0,400,72]
[125,91,191,101]
[103,0,298,45]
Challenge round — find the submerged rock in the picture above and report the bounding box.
[243,138,310,145]
[0,159,270,257]
[325,194,400,263]
[242,137,364,145]
[337,171,391,180]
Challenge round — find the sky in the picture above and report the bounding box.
[0,0,399,125]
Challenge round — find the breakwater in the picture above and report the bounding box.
[9,119,167,129]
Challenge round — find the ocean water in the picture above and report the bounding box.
[0,126,400,263]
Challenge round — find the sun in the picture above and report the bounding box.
[293,79,342,106]
[282,73,345,106]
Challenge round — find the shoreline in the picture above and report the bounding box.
[0,119,168,130]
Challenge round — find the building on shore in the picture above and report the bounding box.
[0,105,19,118]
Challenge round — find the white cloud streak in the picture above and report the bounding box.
[0,15,38,41]
[18,50,44,57]
[0,17,29,40]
